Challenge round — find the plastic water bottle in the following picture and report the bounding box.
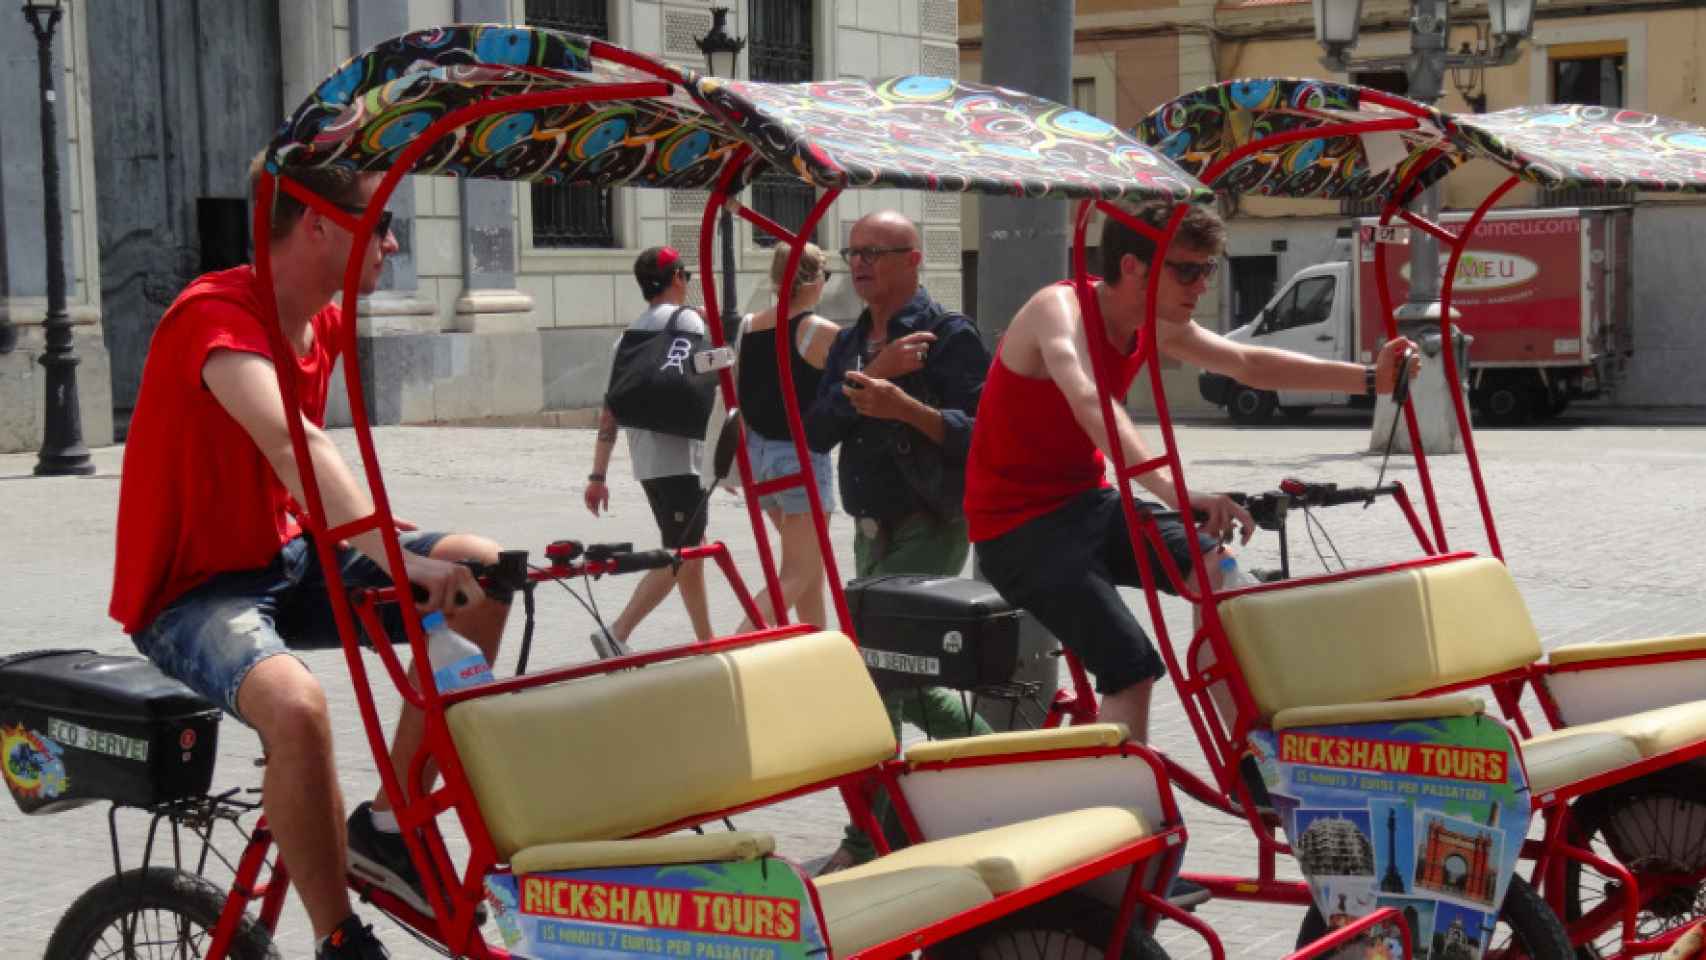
[423,611,493,694]
[1218,553,1259,589]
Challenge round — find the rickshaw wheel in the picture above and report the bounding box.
[1295,877,1570,959]
[46,866,281,960]
[937,891,1169,959]
[1564,770,1706,958]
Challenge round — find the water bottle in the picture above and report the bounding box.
[1218,553,1259,589]
[423,611,494,694]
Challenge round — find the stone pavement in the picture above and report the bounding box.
[2,417,1702,958]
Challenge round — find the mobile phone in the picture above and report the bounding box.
[691,346,735,375]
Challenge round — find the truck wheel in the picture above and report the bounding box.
[1475,376,1534,425]
[1281,406,1315,421]
[1228,387,1277,424]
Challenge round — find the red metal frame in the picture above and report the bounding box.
[229,49,1224,960]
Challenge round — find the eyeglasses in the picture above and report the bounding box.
[677,268,693,283]
[333,204,395,239]
[1164,259,1220,285]
[839,246,913,265]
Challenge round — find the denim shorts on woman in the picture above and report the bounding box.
[131,531,444,724]
[746,431,836,516]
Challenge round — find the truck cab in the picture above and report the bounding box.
[1198,261,1361,423]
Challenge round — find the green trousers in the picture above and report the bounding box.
[841,514,992,863]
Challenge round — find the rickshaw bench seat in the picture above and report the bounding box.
[444,630,897,861]
[1519,701,1706,795]
[1219,557,1541,722]
[511,832,775,874]
[814,806,1149,953]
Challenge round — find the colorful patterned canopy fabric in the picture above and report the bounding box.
[1137,79,1461,204]
[1451,104,1706,193]
[268,24,1212,203]
[694,75,1213,202]
[266,24,756,190]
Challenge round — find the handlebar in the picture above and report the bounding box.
[1144,481,1403,532]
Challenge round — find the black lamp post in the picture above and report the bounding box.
[696,7,745,342]
[27,0,93,476]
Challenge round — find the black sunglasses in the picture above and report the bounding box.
[333,204,395,239]
[1163,259,1220,285]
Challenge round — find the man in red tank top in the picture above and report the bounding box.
[966,200,1414,745]
[109,156,510,959]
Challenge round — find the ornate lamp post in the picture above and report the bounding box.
[27,0,93,475]
[1312,0,1534,451]
[696,7,745,341]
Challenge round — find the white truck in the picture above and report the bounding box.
[1199,206,1632,424]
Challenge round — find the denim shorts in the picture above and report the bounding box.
[131,531,444,724]
[746,431,836,516]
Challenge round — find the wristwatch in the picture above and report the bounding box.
[1364,364,1378,396]
[587,473,605,483]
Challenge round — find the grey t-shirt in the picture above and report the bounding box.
[620,302,706,481]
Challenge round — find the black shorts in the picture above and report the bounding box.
[975,487,1219,695]
[641,474,708,548]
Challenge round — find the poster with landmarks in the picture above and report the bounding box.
[1248,712,1530,960]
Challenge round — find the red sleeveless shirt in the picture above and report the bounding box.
[964,280,1145,542]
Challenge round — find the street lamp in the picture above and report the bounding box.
[26,0,93,476]
[1312,0,1364,67]
[697,6,745,342]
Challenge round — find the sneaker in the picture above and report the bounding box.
[348,803,435,917]
[590,628,630,660]
[1166,877,1213,911]
[317,914,389,960]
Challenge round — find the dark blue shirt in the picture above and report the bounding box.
[806,288,990,522]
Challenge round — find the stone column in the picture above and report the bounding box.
[453,0,536,337]
[348,0,436,336]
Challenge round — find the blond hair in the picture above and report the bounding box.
[769,243,828,296]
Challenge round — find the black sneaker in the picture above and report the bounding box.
[347,803,489,925]
[317,914,389,960]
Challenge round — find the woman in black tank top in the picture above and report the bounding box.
[735,243,840,632]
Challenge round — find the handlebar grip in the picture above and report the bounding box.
[1317,484,1400,507]
[610,549,676,574]
[409,583,470,607]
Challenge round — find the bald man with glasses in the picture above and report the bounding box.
[805,209,995,873]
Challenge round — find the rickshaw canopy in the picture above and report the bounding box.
[1140,77,1706,202]
[265,23,1213,203]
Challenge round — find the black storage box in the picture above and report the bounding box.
[0,651,221,815]
[846,575,1041,692]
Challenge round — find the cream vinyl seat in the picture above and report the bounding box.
[1218,557,1706,797]
[443,631,1160,955]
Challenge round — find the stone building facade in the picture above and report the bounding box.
[0,0,964,453]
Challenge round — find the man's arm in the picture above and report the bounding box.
[1162,321,1415,394]
[202,349,477,611]
[805,329,859,452]
[585,406,618,516]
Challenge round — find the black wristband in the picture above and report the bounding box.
[1364,364,1378,396]
[587,473,605,483]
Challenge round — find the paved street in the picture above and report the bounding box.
[2,416,1702,958]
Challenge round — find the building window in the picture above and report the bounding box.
[1552,52,1625,107]
[526,0,616,248]
[1072,77,1096,115]
[748,0,817,246]
[1351,70,1408,96]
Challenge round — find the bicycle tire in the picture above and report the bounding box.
[1564,768,1706,958]
[937,891,1171,959]
[45,866,280,960]
[1295,876,1571,958]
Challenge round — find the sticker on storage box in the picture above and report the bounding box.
[484,857,829,960]
[1248,714,1530,960]
[2,724,69,803]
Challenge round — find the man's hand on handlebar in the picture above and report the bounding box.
[1189,491,1255,545]
[404,552,484,613]
[1375,338,1421,395]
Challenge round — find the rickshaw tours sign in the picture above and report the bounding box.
[486,858,829,959]
[1250,714,1531,960]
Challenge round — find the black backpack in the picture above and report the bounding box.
[604,306,718,439]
